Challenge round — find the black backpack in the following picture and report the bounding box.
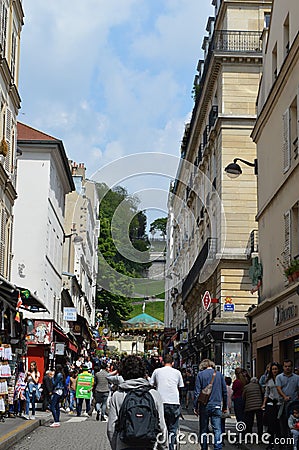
[117,386,160,447]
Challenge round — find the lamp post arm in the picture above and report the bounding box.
[234,158,258,175]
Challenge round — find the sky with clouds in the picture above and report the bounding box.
[19,0,214,225]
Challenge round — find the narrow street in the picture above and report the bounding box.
[8,410,263,450]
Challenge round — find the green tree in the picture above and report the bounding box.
[149,217,167,238]
[96,183,150,329]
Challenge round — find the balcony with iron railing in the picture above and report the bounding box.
[182,237,217,303]
[213,30,262,53]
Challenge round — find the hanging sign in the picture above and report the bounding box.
[63,307,77,321]
[202,291,211,310]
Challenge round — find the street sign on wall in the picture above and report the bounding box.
[202,291,211,310]
[63,307,77,321]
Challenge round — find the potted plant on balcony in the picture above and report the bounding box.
[290,258,299,281]
[277,257,299,282]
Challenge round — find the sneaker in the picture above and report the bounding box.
[22,414,30,420]
[101,416,108,422]
[30,416,36,420]
[50,422,60,427]
[65,407,70,413]
[68,410,74,415]
[82,412,89,417]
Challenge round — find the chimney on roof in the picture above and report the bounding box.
[71,161,86,180]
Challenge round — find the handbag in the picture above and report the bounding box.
[198,371,216,406]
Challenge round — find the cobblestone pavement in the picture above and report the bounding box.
[7,410,268,450]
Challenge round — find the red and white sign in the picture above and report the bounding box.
[202,291,211,310]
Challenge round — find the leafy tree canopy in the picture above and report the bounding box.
[149,217,167,238]
[96,183,150,329]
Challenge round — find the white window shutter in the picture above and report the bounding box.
[283,109,291,172]
[284,210,291,266]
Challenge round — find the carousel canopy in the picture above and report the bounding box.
[122,313,164,330]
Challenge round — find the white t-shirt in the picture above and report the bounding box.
[150,365,184,404]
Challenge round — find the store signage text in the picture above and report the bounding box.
[274,304,297,326]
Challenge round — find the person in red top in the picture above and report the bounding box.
[232,367,248,423]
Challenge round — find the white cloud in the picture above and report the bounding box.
[19,0,213,191]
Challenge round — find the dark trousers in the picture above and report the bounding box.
[244,409,263,438]
[76,397,91,416]
[265,404,280,444]
[42,392,51,411]
[234,397,245,423]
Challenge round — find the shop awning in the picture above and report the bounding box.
[0,276,49,313]
[15,286,49,313]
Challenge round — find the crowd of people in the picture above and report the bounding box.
[8,353,299,450]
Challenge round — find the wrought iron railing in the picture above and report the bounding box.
[182,237,217,303]
[213,30,262,53]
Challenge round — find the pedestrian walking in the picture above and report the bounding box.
[232,367,247,423]
[288,406,299,450]
[107,354,167,450]
[50,364,65,427]
[76,365,93,417]
[42,370,53,411]
[94,361,110,421]
[242,376,263,441]
[185,369,195,410]
[24,361,40,420]
[68,369,78,414]
[261,362,281,450]
[194,358,228,450]
[276,359,299,445]
[150,354,184,450]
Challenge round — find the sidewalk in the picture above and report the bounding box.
[0,411,52,450]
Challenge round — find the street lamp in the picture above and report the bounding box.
[224,158,258,178]
[104,307,109,330]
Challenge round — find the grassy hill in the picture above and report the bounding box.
[129,300,165,322]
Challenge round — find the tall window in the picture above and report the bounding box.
[0,1,7,57]
[283,14,290,59]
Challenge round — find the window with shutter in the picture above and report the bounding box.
[4,108,12,173]
[283,211,291,267]
[0,1,7,57]
[283,109,291,172]
[0,207,6,275]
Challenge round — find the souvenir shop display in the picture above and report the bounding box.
[0,344,13,422]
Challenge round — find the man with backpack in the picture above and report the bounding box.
[107,355,167,450]
[150,354,184,450]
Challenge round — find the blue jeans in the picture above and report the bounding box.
[163,403,181,450]
[69,389,76,411]
[95,392,108,417]
[51,393,62,423]
[199,403,222,450]
[25,390,36,416]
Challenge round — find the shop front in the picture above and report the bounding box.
[249,283,299,377]
[188,321,250,377]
